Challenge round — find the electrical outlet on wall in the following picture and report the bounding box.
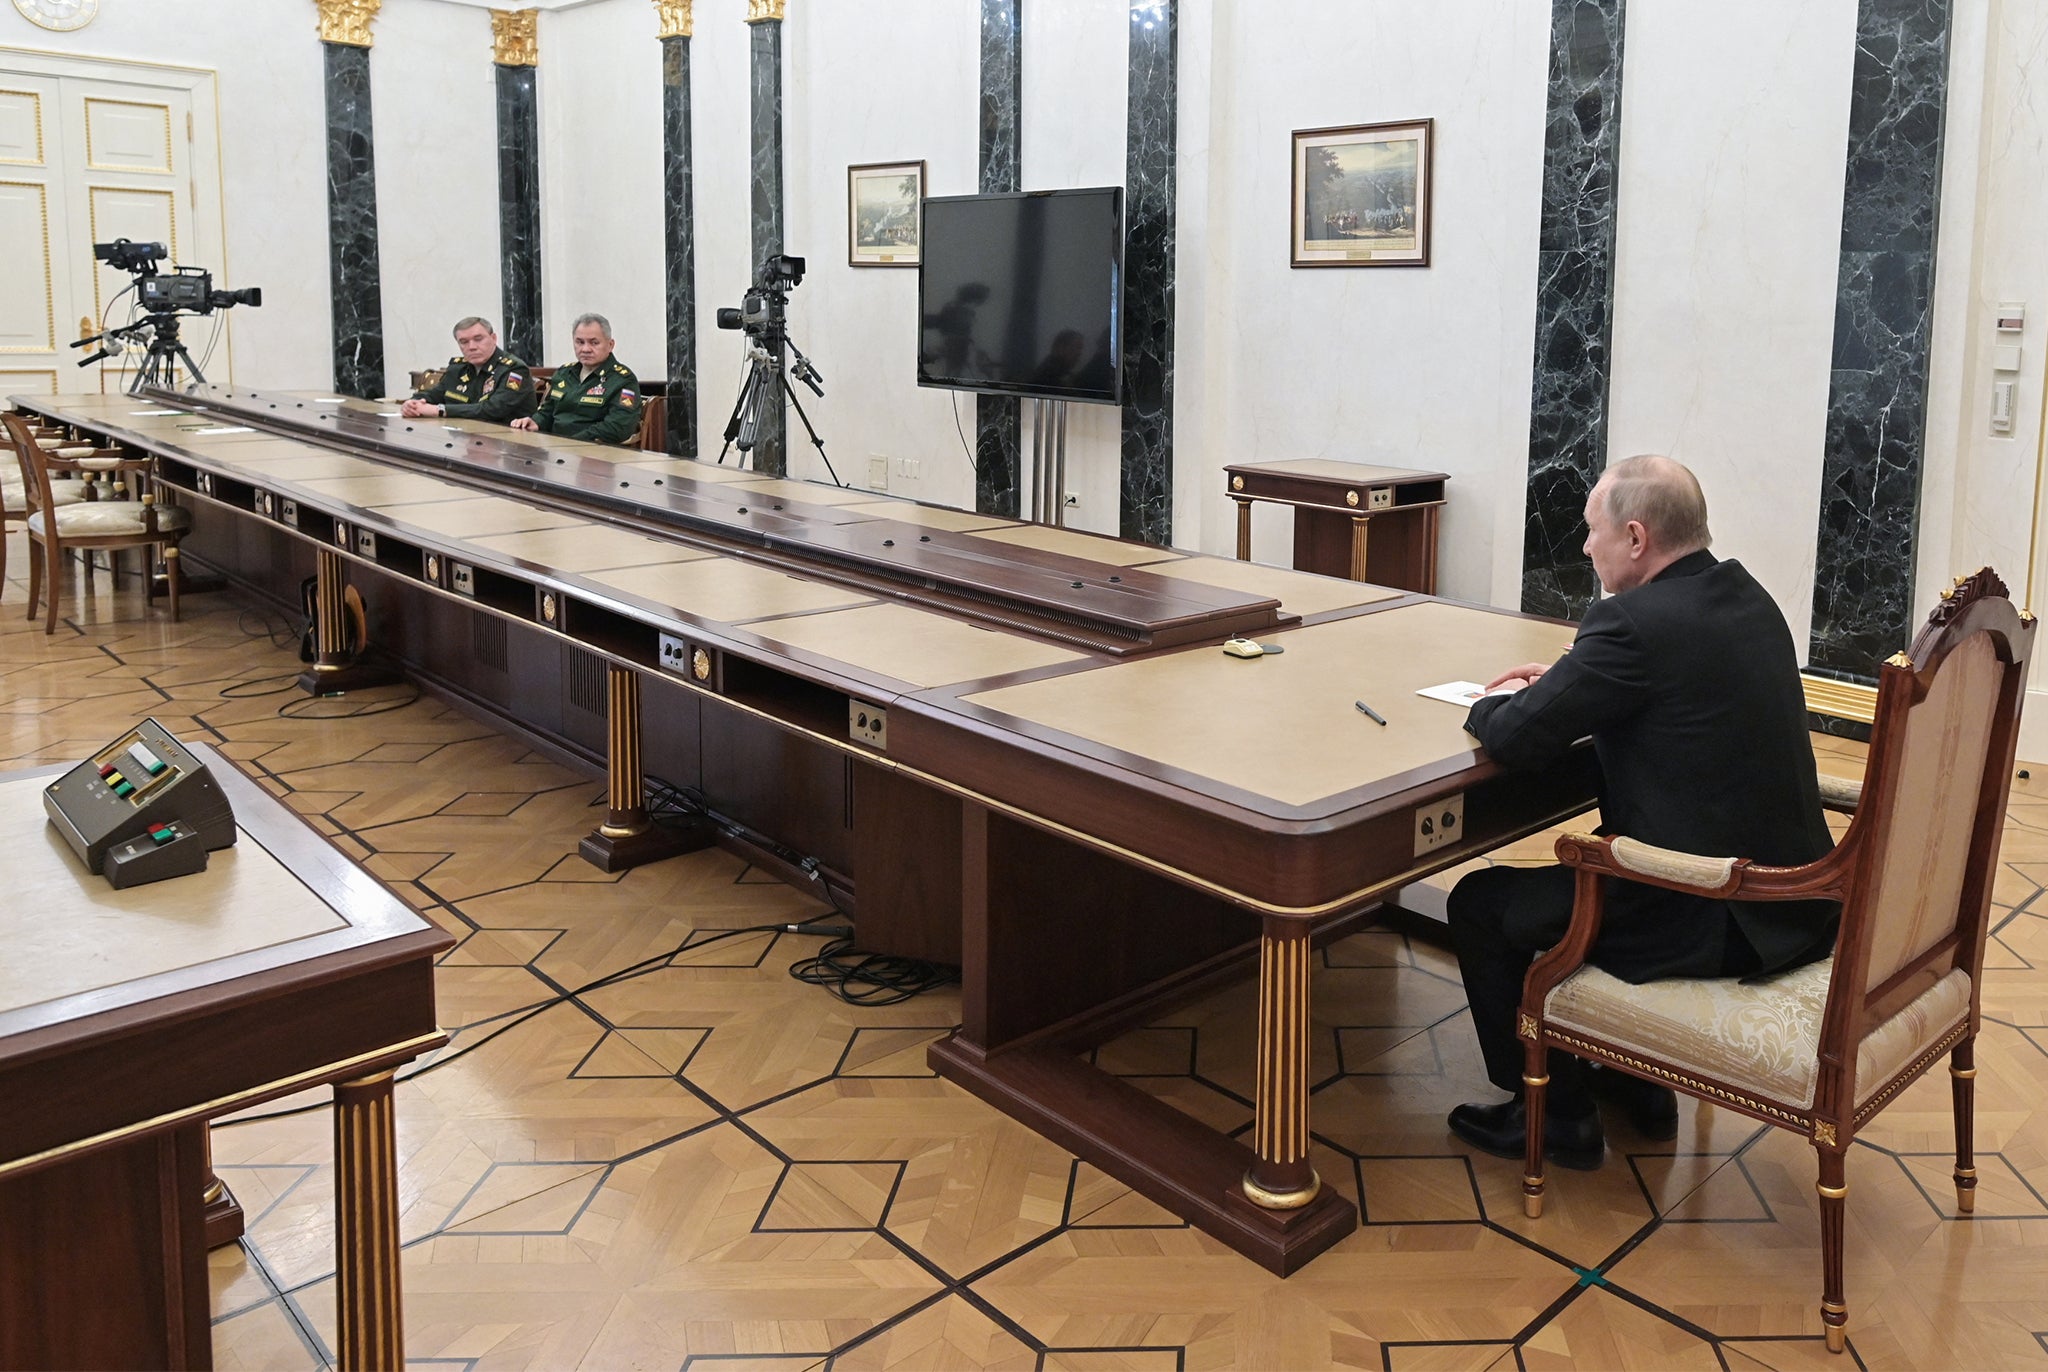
[1064,492,1078,508]
[868,456,888,489]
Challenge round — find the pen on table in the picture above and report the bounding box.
[1354,700,1387,726]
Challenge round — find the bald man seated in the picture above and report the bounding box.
[1447,455,1840,1170]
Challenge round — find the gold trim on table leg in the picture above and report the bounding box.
[333,1068,403,1372]
[1242,917,1320,1210]
[579,665,708,872]
[1348,514,1371,583]
[1233,496,1252,562]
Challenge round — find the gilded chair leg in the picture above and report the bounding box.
[1522,1070,1548,1218]
[1817,1148,1848,1353]
[1951,1040,1977,1215]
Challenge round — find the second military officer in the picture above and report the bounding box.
[510,313,643,445]
[402,316,537,424]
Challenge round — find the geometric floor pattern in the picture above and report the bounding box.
[7,541,2048,1370]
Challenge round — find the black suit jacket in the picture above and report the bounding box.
[1466,551,1837,979]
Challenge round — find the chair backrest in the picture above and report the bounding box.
[1,411,54,518]
[1825,569,2034,1040]
[635,394,668,452]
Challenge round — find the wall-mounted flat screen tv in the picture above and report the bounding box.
[917,187,1124,406]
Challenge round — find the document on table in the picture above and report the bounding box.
[1416,680,1489,707]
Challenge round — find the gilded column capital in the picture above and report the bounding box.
[491,9,539,66]
[313,0,381,47]
[745,0,785,23]
[654,0,692,39]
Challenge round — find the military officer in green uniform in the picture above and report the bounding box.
[510,313,643,445]
[402,316,536,424]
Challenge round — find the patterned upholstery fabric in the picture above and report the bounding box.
[28,502,193,538]
[5,477,86,510]
[1545,957,1972,1110]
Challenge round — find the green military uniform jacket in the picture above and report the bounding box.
[534,358,642,444]
[414,352,538,423]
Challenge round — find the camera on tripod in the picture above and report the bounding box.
[715,253,804,337]
[93,239,263,315]
[78,239,264,392]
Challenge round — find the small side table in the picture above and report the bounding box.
[1225,460,1447,594]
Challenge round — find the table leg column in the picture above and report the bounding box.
[1348,514,1372,584]
[1233,496,1253,561]
[1242,915,1320,1209]
[295,547,396,695]
[579,664,707,872]
[333,1069,403,1372]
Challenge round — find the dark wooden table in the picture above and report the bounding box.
[0,746,452,1371]
[8,389,1589,1278]
[1226,459,1447,594]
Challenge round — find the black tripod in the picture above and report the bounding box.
[716,336,843,487]
[75,312,208,394]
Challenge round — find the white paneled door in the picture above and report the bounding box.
[0,53,223,397]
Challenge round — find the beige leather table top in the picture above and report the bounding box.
[1,775,346,1014]
[310,473,493,507]
[202,451,392,482]
[584,556,875,623]
[615,458,758,485]
[961,600,1574,808]
[968,523,1186,566]
[729,476,884,507]
[839,500,1019,533]
[747,601,1089,689]
[160,438,335,467]
[1229,458,1446,484]
[1139,555,1403,618]
[380,496,588,539]
[467,524,709,572]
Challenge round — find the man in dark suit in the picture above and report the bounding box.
[1448,455,1838,1169]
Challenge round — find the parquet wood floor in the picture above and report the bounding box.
[7,544,2048,1369]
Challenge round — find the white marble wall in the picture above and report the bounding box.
[1918,0,2048,753]
[782,0,980,502]
[373,0,502,380]
[1605,1,1857,650]
[1188,0,1551,604]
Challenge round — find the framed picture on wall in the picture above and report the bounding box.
[1290,119,1433,267]
[848,160,925,267]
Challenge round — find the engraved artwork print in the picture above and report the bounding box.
[1292,119,1433,268]
[847,160,924,267]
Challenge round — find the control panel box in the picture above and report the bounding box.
[42,719,237,877]
[848,700,887,750]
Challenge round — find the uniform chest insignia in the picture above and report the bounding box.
[482,375,497,395]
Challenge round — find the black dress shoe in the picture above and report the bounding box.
[1587,1066,1680,1141]
[1448,1098,1605,1171]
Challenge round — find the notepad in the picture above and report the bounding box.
[128,408,179,416]
[1416,680,1489,706]
[193,426,255,435]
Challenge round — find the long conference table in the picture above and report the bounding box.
[8,385,1598,1274]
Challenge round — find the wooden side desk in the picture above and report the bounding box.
[1226,459,1447,593]
[0,746,452,1371]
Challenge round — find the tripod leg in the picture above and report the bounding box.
[781,376,842,487]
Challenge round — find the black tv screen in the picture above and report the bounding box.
[917,188,1124,405]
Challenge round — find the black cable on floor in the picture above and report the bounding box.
[644,776,958,1005]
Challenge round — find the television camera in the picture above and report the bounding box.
[74,238,263,392]
[712,254,839,483]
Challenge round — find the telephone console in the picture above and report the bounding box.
[43,719,237,885]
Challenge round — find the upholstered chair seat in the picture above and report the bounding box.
[28,501,193,539]
[1545,957,1972,1111]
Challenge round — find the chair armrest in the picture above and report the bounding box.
[1553,830,1845,902]
[1817,771,1862,812]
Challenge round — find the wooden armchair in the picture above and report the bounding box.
[634,393,668,452]
[1516,567,2033,1354]
[2,411,191,633]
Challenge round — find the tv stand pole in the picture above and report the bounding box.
[1029,398,1069,528]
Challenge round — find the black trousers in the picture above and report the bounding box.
[1446,865,1762,1116]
